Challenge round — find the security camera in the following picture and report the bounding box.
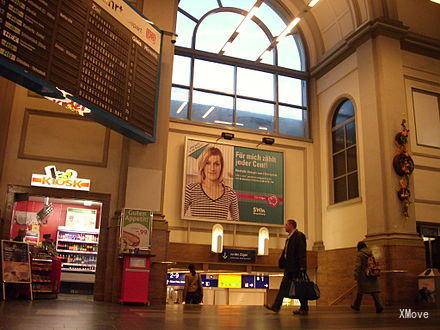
[171,34,177,44]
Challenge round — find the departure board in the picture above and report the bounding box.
[0,0,162,143]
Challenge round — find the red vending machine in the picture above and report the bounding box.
[120,254,153,304]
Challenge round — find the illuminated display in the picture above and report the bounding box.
[241,275,255,288]
[255,275,269,289]
[166,272,185,286]
[201,274,218,287]
[218,274,241,289]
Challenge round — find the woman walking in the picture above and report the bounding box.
[351,241,383,313]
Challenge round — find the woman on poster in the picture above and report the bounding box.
[184,146,239,221]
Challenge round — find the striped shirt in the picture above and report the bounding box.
[184,183,240,221]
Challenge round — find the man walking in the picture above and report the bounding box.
[265,219,308,315]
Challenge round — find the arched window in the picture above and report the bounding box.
[170,0,309,139]
[331,99,359,203]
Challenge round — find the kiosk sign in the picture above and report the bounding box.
[120,209,153,253]
[31,165,91,191]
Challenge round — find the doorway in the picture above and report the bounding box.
[2,185,111,300]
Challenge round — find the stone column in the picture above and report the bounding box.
[105,0,177,305]
[357,32,424,305]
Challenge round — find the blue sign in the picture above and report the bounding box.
[166,272,185,286]
[201,274,218,287]
[219,249,256,263]
[241,275,255,288]
[255,275,269,289]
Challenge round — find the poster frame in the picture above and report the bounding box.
[181,137,286,227]
[1,240,33,300]
[119,208,153,254]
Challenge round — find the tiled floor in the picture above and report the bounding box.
[0,295,439,329]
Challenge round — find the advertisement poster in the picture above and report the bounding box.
[120,209,153,253]
[182,138,284,225]
[1,240,31,283]
[66,208,97,230]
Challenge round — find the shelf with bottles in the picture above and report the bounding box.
[58,253,97,273]
[57,226,99,241]
[61,262,96,273]
[56,242,98,253]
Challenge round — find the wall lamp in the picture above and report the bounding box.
[262,137,275,145]
[221,132,235,140]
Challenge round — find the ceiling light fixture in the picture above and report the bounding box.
[255,1,321,63]
[308,0,320,7]
[236,6,260,34]
[214,120,233,125]
[176,101,187,114]
[219,0,264,54]
[202,106,216,118]
[277,17,301,42]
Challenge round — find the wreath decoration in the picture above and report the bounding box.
[393,120,412,218]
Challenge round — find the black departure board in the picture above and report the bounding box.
[0,0,162,143]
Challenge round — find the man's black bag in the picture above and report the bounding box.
[288,272,320,301]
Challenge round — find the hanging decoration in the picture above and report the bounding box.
[392,120,414,218]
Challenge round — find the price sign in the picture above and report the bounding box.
[119,208,153,253]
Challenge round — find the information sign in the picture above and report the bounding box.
[0,0,162,143]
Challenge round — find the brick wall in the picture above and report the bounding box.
[317,244,426,306]
[317,247,358,306]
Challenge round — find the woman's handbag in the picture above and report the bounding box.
[194,274,203,304]
[290,272,320,301]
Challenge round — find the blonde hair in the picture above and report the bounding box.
[198,147,224,183]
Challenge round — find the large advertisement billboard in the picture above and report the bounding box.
[182,138,284,225]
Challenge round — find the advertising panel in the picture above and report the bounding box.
[65,208,97,230]
[120,209,153,253]
[182,138,284,225]
[1,240,31,283]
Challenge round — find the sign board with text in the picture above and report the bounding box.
[1,240,31,283]
[31,165,91,191]
[183,138,284,225]
[218,248,257,263]
[0,0,162,143]
[119,209,153,253]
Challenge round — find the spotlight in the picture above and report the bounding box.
[262,137,275,145]
[221,132,235,140]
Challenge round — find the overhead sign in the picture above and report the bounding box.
[0,0,162,143]
[31,165,91,191]
[120,209,153,253]
[218,248,257,263]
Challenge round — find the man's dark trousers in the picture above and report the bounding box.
[272,272,308,311]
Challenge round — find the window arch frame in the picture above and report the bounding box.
[330,97,360,204]
[171,0,311,140]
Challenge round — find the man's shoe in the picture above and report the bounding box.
[376,306,383,313]
[293,309,308,315]
[350,305,360,311]
[264,305,279,313]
